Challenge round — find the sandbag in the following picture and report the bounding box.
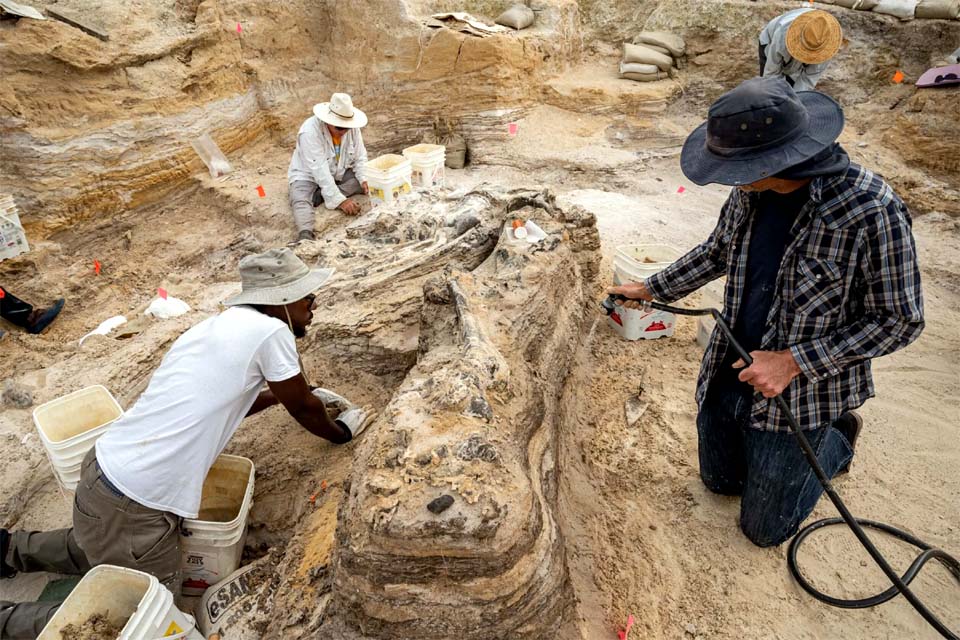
[832,0,878,8]
[621,72,664,82]
[495,4,535,30]
[623,42,673,71]
[442,133,467,169]
[872,0,919,18]
[632,31,686,58]
[641,43,672,56]
[620,62,660,75]
[915,0,960,18]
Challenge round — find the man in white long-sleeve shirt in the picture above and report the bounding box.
[288,93,369,242]
[759,9,842,92]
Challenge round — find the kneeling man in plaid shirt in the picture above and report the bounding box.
[612,77,924,546]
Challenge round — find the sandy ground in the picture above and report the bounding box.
[2,95,958,638]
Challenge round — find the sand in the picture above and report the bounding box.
[59,613,126,640]
[1,1,957,637]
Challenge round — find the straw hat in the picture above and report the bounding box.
[223,248,334,307]
[786,10,842,65]
[313,93,368,129]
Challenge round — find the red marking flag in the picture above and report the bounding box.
[94,260,102,275]
[892,70,904,84]
[0,287,5,299]
[256,185,266,197]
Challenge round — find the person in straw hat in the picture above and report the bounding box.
[288,92,370,243]
[759,8,843,91]
[611,77,923,547]
[1,248,372,636]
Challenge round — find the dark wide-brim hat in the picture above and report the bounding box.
[680,76,845,187]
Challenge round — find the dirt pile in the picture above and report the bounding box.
[59,612,126,640]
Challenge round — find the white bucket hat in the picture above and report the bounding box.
[223,248,335,307]
[313,93,368,129]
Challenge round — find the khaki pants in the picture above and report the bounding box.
[1,450,182,639]
[288,168,362,233]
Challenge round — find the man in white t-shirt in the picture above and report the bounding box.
[1,248,371,638]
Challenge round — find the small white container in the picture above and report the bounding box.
[38,565,203,639]
[181,454,255,596]
[402,143,446,188]
[609,244,682,340]
[0,194,30,261]
[33,385,124,491]
[366,154,413,205]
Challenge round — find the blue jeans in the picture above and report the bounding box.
[697,378,853,547]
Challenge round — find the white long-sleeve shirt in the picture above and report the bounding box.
[759,8,829,92]
[287,117,368,210]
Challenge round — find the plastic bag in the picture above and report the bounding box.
[190,133,232,178]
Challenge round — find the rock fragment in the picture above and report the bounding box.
[427,495,454,514]
[3,380,33,409]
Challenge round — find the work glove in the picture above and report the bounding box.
[335,406,376,439]
[311,387,354,414]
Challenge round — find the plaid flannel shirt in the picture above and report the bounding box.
[646,164,924,432]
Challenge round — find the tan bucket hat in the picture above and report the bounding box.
[223,248,334,307]
[786,10,842,65]
[313,93,368,129]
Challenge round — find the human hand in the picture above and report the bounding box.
[608,281,653,310]
[732,350,801,398]
[338,199,361,215]
[361,181,369,195]
[311,387,354,414]
[335,406,376,438]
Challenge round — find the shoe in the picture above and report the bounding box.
[26,298,65,334]
[1,528,16,579]
[834,411,863,475]
[296,230,315,243]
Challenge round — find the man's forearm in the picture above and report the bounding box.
[247,389,279,417]
[790,313,924,383]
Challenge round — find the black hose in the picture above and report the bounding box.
[603,295,960,638]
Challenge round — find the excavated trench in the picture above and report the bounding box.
[3,1,959,638]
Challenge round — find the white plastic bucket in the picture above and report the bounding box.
[609,244,682,340]
[38,565,203,639]
[697,280,725,350]
[181,454,255,596]
[366,154,412,205]
[0,194,30,261]
[32,386,123,491]
[402,144,446,188]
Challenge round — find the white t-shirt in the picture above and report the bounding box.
[96,306,301,518]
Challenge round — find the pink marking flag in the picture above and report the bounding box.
[677,186,686,194]
[236,22,242,33]
[617,614,635,640]
[508,122,518,136]
[158,287,168,300]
